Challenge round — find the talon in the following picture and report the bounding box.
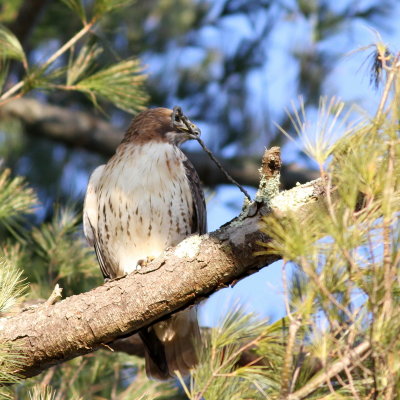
[135,259,147,271]
[136,256,155,270]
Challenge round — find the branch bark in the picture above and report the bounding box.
[0,155,325,379]
[0,98,319,189]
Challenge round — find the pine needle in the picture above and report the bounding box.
[0,258,26,314]
[61,0,87,24]
[0,169,37,233]
[0,24,27,70]
[275,96,358,168]
[93,0,136,18]
[30,206,100,294]
[67,40,103,86]
[75,59,148,113]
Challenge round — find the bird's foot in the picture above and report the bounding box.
[136,256,156,271]
[134,256,156,272]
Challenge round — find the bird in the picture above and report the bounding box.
[83,106,206,379]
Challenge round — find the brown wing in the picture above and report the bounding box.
[83,165,115,280]
[183,158,207,235]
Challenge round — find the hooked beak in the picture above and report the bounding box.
[172,105,201,140]
[187,124,201,139]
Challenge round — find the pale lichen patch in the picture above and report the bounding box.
[271,182,316,212]
[255,173,280,204]
[236,169,281,222]
[174,235,204,259]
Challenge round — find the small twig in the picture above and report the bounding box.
[111,363,120,400]
[382,142,395,319]
[101,343,114,352]
[301,256,355,323]
[195,334,265,400]
[195,137,252,201]
[280,314,302,399]
[288,341,371,400]
[40,366,57,387]
[173,106,252,201]
[45,284,63,306]
[375,59,397,122]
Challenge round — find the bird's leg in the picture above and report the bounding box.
[135,256,156,271]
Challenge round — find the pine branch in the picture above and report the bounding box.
[0,1,145,110]
[0,151,327,380]
[0,169,37,233]
[0,21,95,105]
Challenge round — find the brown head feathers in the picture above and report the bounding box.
[122,108,174,144]
[121,107,201,147]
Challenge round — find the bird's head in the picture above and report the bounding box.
[123,106,201,146]
[168,106,201,144]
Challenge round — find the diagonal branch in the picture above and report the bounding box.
[0,157,326,379]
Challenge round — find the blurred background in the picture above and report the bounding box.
[1,0,400,326]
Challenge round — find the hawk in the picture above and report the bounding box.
[83,107,206,379]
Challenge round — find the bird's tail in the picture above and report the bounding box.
[139,307,201,380]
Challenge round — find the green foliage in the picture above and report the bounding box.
[0,0,24,23]
[0,258,26,314]
[0,58,9,93]
[60,0,87,24]
[72,58,148,114]
[14,352,179,400]
[0,173,102,393]
[0,339,24,386]
[0,24,26,66]
[30,206,101,296]
[254,44,400,398]
[66,40,102,86]
[277,96,358,168]
[28,385,57,400]
[93,0,137,18]
[178,308,285,399]
[0,0,147,114]
[0,258,26,387]
[0,169,37,237]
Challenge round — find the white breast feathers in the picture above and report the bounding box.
[90,141,194,277]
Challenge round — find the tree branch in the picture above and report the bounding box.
[0,150,325,379]
[0,98,319,189]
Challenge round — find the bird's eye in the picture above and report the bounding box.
[174,114,180,123]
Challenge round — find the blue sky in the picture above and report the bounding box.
[196,0,400,327]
